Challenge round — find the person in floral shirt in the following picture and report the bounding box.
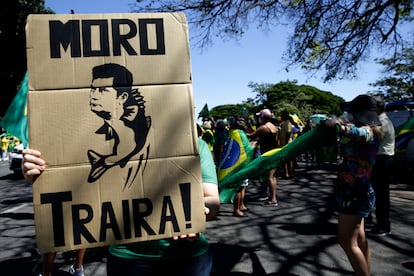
[325,95,383,276]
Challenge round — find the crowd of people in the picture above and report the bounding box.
[200,108,304,212]
[197,94,394,276]
[21,94,394,276]
[1,128,21,161]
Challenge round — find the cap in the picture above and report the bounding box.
[341,95,381,126]
[256,109,272,118]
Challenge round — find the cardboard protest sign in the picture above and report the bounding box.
[25,13,205,252]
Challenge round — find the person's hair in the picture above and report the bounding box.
[92,63,147,114]
[197,124,203,137]
[371,125,384,140]
[92,63,133,94]
[215,119,226,131]
[281,110,289,117]
[375,96,385,113]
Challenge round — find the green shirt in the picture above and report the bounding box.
[109,138,218,260]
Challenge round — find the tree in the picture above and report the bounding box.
[369,46,414,101]
[248,80,344,120]
[209,80,344,122]
[210,104,245,119]
[132,0,413,81]
[0,0,53,116]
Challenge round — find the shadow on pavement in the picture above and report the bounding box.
[0,212,34,220]
[0,172,24,180]
[210,243,299,276]
[0,249,42,276]
[279,222,337,235]
[0,248,109,276]
[402,261,414,271]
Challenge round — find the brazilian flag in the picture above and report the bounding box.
[0,72,29,147]
[395,117,414,152]
[218,129,254,203]
[219,124,337,189]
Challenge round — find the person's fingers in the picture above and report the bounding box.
[24,166,42,176]
[23,148,42,158]
[23,150,45,168]
[172,233,200,240]
[22,149,45,182]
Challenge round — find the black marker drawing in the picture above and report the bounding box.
[87,63,151,188]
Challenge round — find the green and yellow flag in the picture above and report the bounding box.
[395,117,414,152]
[198,103,210,119]
[218,129,254,203]
[0,72,29,147]
[219,124,337,189]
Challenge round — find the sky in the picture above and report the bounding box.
[44,0,384,117]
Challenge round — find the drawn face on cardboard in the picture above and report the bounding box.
[87,63,151,185]
[90,77,128,120]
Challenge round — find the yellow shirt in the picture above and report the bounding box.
[1,137,9,151]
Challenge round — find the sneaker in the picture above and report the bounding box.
[369,228,391,237]
[69,265,84,276]
[257,195,268,201]
[263,201,278,207]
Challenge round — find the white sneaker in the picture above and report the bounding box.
[263,201,278,207]
[69,265,84,276]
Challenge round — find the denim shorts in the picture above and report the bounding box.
[335,181,376,217]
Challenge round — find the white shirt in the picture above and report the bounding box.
[378,112,395,156]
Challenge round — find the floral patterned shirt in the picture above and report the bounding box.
[338,125,380,185]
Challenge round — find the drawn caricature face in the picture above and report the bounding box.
[90,77,128,120]
[87,63,151,186]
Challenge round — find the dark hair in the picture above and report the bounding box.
[92,63,133,85]
[92,63,133,96]
[375,96,385,113]
[197,124,203,137]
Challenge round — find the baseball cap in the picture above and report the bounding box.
[341,95,381,126]
[256,109,272,118]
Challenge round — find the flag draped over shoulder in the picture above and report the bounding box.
[218,129,254,203]
[198,103,210,119]
[219,124,337,189]
[0,72,29,147]
[395,117,414,152]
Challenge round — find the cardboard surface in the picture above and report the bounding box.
[26,13,205,252]
[33,156,204,251]
[28,84,197,166]
[26,13,191,90]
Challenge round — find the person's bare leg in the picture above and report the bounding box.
[358,219,371,274]
[240,186,247,211]
[337,214,370,276]
[289,160,295,177]
[284,163,290,178]
[74,249,86,269]
[268,169,277,203]
[233,191,244,216]
[42,252,57,276]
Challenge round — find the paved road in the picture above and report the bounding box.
[1,160,413,275]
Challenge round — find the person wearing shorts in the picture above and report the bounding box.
[325,95,383,276]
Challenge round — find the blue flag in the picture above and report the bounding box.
[0,72,29,147]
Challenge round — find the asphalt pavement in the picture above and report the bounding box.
[1,160,413,275]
